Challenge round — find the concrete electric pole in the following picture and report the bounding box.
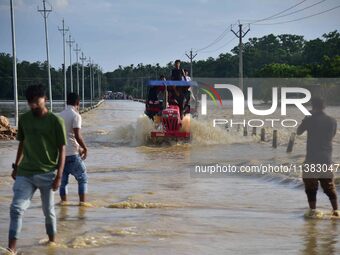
[97,65,100,99]
[74,43,81,94]
[10,0,18,127]
[88,57,93,106]
[58,19,69,108]
[66,34,75,92]
[80,52,86,109]
[38,0,53,111]
[185,49,197,79]
[231,23,250,91]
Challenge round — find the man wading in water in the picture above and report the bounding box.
[59,92,89,206]
[297,97,339,217]
[8,85,66,254]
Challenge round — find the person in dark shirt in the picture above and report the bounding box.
[171,59,185,81]
[170,60,186,117]
[8,85,66,253]
[297,97,338,216]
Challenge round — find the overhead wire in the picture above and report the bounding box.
[253,4,340,25]
[200,36,237,54]
[246,0,308,24]
[196,26,231,52]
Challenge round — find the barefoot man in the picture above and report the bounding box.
[59,92,89,206]
[297,97,339,217]
[8,85,66,253]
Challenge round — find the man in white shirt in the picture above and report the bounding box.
[59,93,89,206]
[183,69,191,82]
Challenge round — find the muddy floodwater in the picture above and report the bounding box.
[1,100,340,254]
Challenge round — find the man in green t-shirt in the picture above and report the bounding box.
[7,85,66,254]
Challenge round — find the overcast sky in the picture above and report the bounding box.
[1,0,340,72]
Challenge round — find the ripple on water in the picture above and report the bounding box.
[106,200,173,209]
[69,226,174,249]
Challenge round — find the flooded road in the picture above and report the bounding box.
[0,100,340,254]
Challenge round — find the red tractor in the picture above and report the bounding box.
[145,80,198,141]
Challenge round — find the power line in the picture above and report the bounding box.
[196,26,231,52]
[253,4,340,25]
[246,0,308,24]
[259,0,327,21]
[243,0,327,22]
[200,36,237,54]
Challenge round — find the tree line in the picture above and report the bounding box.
[1,31,339,100]
[0,55,103,100]
[104,30,340,99]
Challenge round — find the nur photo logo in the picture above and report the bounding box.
[199,82,313,128]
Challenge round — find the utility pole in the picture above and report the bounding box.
[66,34,75,92]
[92,62,95,100]
[97,66,100,99]
[80,52,86,109]
[38,0,53,111]
[137,79,139,98]
[141,78,144,99]
[88,58,93,106]
[58,19,69,108]
[74,43,81,94]
[100,70,102,99]
[10,0,18,127]
[185,49,197,79]
[92,60,94,104]
[231,23,250,91]
[99,67,102,99]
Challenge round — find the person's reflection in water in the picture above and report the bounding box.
[59,206,69,221]
[301,220,338,255]
[58,205,87,222]
[78,206,86,220]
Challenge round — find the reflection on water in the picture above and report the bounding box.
[301,220,338,255]
[59,206,87,221]
[0,101,339,254]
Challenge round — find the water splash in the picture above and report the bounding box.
[190,118,252,145]
[112,114,253,146]
[113,115,154,146]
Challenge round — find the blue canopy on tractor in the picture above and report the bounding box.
[147,80,198,87]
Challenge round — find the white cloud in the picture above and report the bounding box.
[52,0,69,9]
[0,0,67,11]
[0,0,25,10]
